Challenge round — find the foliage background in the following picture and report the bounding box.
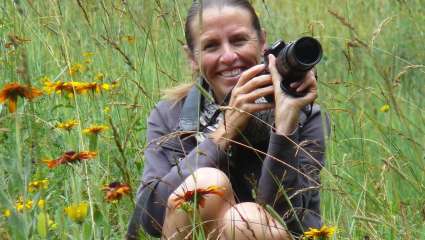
[0,0,424,239]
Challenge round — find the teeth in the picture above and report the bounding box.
[221,69,241,77]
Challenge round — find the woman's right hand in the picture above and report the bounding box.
[210,64,274,150]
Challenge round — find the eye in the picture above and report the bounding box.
[202,41,218,51]
[231,36,249,46]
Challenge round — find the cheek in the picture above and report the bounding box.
[200,55,218,74]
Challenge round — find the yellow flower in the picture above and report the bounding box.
[56,120,79,131]
[39,76,51,83]
[380,104,390,113]
[48,219,58,229]
[94,72,104,81]
[103,106,110,113]
[38,199,46,209]
[15,197,33,212]
[83,125,108,135]
[303,225,336,239]
[28,179,49,192]
[3,209,11,218]
[64,202,89,223]
[68,63,86,76]
[121,35,135,44]
[82,52,95,58]
[42,80,82,96]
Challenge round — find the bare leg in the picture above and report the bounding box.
[162,167,236,240]
[222,202,290,240]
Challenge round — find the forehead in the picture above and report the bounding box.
[191,6,255,41]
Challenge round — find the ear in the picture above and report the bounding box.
[183,45,199,72]
[260,29,267,52]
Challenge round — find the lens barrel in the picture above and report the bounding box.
[275,37,322,97]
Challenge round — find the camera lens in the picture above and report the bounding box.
[293,37,322,67]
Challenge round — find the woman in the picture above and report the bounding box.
[128,0,328,239]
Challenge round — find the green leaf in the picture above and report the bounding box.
[37,212,48,238]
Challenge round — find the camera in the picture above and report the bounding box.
[264,36,322,98]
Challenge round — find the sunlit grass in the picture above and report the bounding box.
[0,0,424,239]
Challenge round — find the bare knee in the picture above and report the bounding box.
[222,202,289,240]
[166,168,235,218]
[163,168,235,238]
[168,168,233,203]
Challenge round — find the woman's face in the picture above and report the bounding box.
[188,6,266,102]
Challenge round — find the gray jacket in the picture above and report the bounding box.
[127,84,330,239]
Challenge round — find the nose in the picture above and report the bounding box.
[219,44,237,65]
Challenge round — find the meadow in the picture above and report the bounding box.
[0,0,424,239]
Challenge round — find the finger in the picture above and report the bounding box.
[290,81,302,89]
[296,72,317,93]
[235,64,266,88]
[238,74,272,94]
[240,103,274,114]
[267,54,282,87]
[243,85,274,102]
[231,85,274,108]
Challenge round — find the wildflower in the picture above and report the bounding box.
[28,179,49,192]
[39,76,51,83]
[380,104,390,113]
[83,124,108,135]
[94,72,104,81]
[103,106,110,113]
[174,185,225,210]
[3,209,11,218]
[303,225,336,239]
[64,202,88,223]
[102,182,131,202]
[42,80,82,95]
[0,82,43,113]
[121,35,135,44]
[82,52,95,58]
[37,199,46,209]
[56,119,79,131]
[84,58,93,64]
[15,197,33,212]
[73,82,111,94]
[68,63,86,76]
[48,219,58,229]
[42,151,97,169]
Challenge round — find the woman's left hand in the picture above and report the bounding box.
[267,54,318,135]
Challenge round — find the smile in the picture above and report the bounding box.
[220,68,242,78]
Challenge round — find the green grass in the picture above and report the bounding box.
[0,0,424,239]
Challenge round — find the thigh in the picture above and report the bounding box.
[222,202,289,240]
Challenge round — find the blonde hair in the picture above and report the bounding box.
[162,81,196,102]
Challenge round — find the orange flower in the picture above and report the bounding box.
[174,186,225,209]
[83,124,108,135]
[76,82,113,94]
[42,151,97,168]
[102,182,131,202]
[0,82,43,112]
[42,80,81,95]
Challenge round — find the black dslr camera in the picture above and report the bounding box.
[264,36,322,98]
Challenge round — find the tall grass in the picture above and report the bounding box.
[0,0,424,239]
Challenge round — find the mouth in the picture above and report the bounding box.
[219,68,243,79]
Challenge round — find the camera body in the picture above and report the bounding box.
[264,36,322,98]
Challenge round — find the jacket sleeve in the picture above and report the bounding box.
[127,102,228,239]
[257,106,329,236]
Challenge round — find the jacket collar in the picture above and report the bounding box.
[178,78,209,131]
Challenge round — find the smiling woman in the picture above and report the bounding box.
[127,1,328,240]
[186,6,265,103]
